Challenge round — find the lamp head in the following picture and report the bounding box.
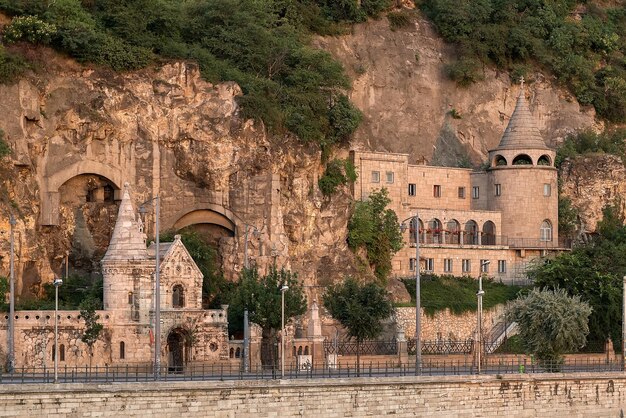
[399,223,407,233]
[53,277,63,286]
[281,284,289,292]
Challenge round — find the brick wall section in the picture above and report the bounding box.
[0,373,624,417]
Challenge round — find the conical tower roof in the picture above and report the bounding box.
[496,82,549,150]
[102,183,148,262]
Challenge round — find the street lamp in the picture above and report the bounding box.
[243,224,261,269]
[622,275,626,372]
[7,214,16,374]
[400,211,421,375]
[139,195,161,380]
[53,276,63,383]
[281,283,289,379]
[476,260,490,374]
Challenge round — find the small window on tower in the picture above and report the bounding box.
[408,183,416,196]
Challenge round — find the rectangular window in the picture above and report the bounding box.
[458,187,465,199]
[480,260,490,273]
[498,260,506,274]
[495,184,501,196]
[371,171,380,183]
[386,171,394,184]
[409,258,416,272]
[544,183,551,197]
[408,183,416,196]
[444,258,453,273]
[425,258,434,272]
[433,185,441,198]
[472,186,480,199]
[462,259,471,273]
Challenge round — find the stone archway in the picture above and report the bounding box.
[41,161,124,225]
[167,327,191,373]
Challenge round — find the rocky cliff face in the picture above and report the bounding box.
[0,49,356,299]
[317,15,598,166]
[560,154,626,233]
[0,11,606,299]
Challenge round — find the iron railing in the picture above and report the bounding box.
[408,339,474,355]
[323,339,398,356]
[0,358,622,384]
[409,234,572,249]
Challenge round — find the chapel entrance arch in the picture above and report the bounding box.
[172,209,235,247]
[167,327,191,373]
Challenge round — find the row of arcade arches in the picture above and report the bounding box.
[493,154,552,167]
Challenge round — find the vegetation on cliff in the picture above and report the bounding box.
[423,0,626,122]
[347,188,403,281]
[0,0,376,151]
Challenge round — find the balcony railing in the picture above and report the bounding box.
[409,233,572,249]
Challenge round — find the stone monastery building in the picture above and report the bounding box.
[351,86,564,282]
[1,185,230,370]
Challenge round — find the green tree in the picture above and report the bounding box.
[79,296,103,367]
[318,158,357,196]
[530,203,626,345]
[348,188,403,281]
[323,276,394,375]
[506,288,591,370]
[0,276,8,311]
[227,266,307,363]
[41,274,102,309]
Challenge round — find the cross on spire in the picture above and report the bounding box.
[519,76,525,89]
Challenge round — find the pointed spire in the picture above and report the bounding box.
[496,82,549,150]
[102,183,148,262]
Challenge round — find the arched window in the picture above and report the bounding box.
[60,344,65,362]
[120,341,125,360]
[482,221,496,245]
[494,155,507,166]
[512,154,533,165]
[464,220,478,245]
[229,348,234,358]
[298,346,303,355]
[537,155,551,166]
[446,219,461,244]
[428,219,442,244]
[304,346,309,355]
[52,345,55,362]
[540,220,553,242]
[235,347,241,358]
[409,218,422,244]
[172,284,184,308]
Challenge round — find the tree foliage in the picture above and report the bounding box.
[227,265,307,336]
[0,276,8,311]
[318,157,357,196]
[506,287,591,368]
[40,273,102,310]
[555,128,626,167]
[79,296,104,365]
[529,203,626,345]
[347,188,403,281]
[323,276,393,374]
[422,1,626,122]
[0,0,363,149]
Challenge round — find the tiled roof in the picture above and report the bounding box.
[102,184,148,262]
[496,88,549,150]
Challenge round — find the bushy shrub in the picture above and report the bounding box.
[0,46,28,84]
[445,57,482,87]
[0,129,10,158]
[318,158,357,196]
[3,15,57,44]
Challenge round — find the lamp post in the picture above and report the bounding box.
[7,214,16,373]
[622,276,626,372]
[476,260,490,374]
[400,211,421,375]
[139,195,161,379]
[53,276,63,383]
[281,283,289,379]
[243,224,261,269]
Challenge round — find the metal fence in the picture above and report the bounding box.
[0,358,623,384]
[408,339,474,355]
[323,339,398,356]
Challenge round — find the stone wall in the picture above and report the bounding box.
[0,373,624,417]
[396,305,504,341]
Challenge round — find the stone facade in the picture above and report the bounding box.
[351,85,561,282]
[0,374,624,417]
[0,185,230,369]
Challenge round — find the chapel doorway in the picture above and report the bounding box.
[167,327,190,373]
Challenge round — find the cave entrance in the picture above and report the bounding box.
[56,173,120,278]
